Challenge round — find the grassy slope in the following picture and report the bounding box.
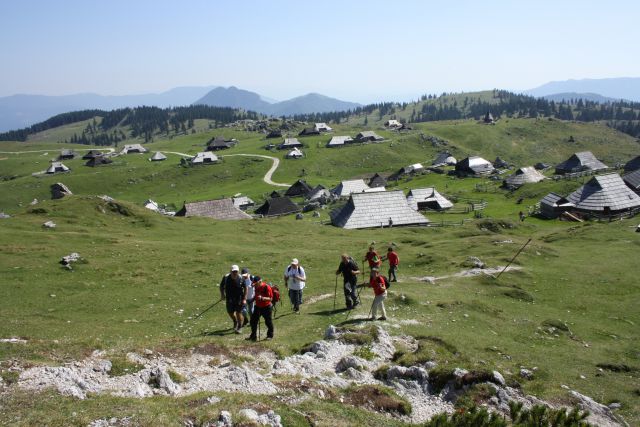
[1,117,639,425]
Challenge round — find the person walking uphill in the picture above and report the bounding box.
[247,276,274,341]
[219,265,247,334]
[284,258,306,313]
[364,245,382,271]
[369,268,388,321]
[336,254,361,309]
[382,247,399,282]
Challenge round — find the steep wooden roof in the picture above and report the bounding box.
[331,190,429,229]
[555,151,607,174]
[566,173,640,213]
[176,198,251,220]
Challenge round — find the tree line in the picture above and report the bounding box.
[0,105,258,143]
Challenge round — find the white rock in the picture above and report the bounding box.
[492,370,506,386]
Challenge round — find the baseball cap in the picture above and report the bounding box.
[231,264,239,272]
[251,275,261,283]
[291,258,299,264]
[241,267,250,274]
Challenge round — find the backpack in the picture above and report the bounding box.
[270,284,281,304]
[381,275,391,289]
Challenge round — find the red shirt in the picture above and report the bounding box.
[387,251,399,266]
[254,281,273,308]
[369,276,387,296]
[365,250,382,268]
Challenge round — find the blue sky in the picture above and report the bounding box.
[1,0,638,102]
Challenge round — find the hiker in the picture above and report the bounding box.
[219,264,247,334]
[336,253,360,309]
[241,267,255,326]
[368,268,387,321]
[247,276,274,341]
[382,246,399,282]
[284,258,306,313]
[519,211,526,222]
[364,245,382,271]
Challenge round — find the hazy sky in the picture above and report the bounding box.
[1,0,638,103]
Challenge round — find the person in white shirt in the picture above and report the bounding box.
[283,258,306,313]
[240,267,255,327]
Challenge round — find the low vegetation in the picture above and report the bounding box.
[0,111,638,425]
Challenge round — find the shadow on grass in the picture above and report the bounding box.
[196,327,236,337]
[309,308,351,316]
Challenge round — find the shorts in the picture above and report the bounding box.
[226,299,243,314]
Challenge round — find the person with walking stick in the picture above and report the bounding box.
[246,276,274,341]
[219,265,247,334]
[284,258,306,314]
[336,253,360,309]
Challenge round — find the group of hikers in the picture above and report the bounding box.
[217,246,399,341]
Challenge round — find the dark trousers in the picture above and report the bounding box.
[249,305,274,339]
[343,279,359,309]
[288,289,303,311]
[388,265,398,282]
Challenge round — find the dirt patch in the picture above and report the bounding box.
[345,384,412,415]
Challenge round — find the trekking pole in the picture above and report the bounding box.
[495,238,532,279]
[193,299,222,320]
[258,317,261,341]
[333,275,338,310]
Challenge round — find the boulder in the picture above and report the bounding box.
[336,355,366,373]
[492,370,506,386]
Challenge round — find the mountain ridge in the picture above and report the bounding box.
[193,87,361,116]
[525,77,640,102]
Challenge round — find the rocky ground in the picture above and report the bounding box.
[2,323,625,427]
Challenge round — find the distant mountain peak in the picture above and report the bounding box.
[526,77,640,102]
[194,87,361,116]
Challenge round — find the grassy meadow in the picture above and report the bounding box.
[0,117,639,425]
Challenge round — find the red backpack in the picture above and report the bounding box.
[270,284,281,304]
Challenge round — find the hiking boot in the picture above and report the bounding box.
[266,336,273,340]
[232,320,238,329]
[241,318,248,327]
[378,316,387,321]
[234,328,241,334]
[353,300,360,308]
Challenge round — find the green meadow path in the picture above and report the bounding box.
[163,151,290,187]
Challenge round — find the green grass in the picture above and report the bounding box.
[0,118,639,425]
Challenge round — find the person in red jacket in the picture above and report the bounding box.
[363,245,382,271]
[383,247,399,282]
[368,268,387,321]
[247,276,274,341]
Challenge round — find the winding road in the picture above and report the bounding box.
[163,151,290,187]
[1,148,290,188]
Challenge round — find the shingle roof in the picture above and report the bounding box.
[46,162,70,174]
[280,138,302,149]
[286,148,304,158]
[149,152,167,161]
[456,156,494,175]
[255,197,300,217]
[85,156,113,167]
[331,190,429,229]
[82,150,103,160]
[504,166,546,187]
[176,198,251,220]
[332,179,370,197]
[327,136,354,147]
[307,185,331,202]
[555,151,607,174]
[433,152,457,166]
[232,196,255,209]
[355,131,384,141]
[299,127,320,136]
[368,173,387,188]
[121,144,147,154]
[407,188,453,210]
[624,155,640,172]
[191,152,219,164]
[566,173,640,212]
[206,136,237,150]
[622,169,640,192]
[315,123,332,132]
[285,180,313,197]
